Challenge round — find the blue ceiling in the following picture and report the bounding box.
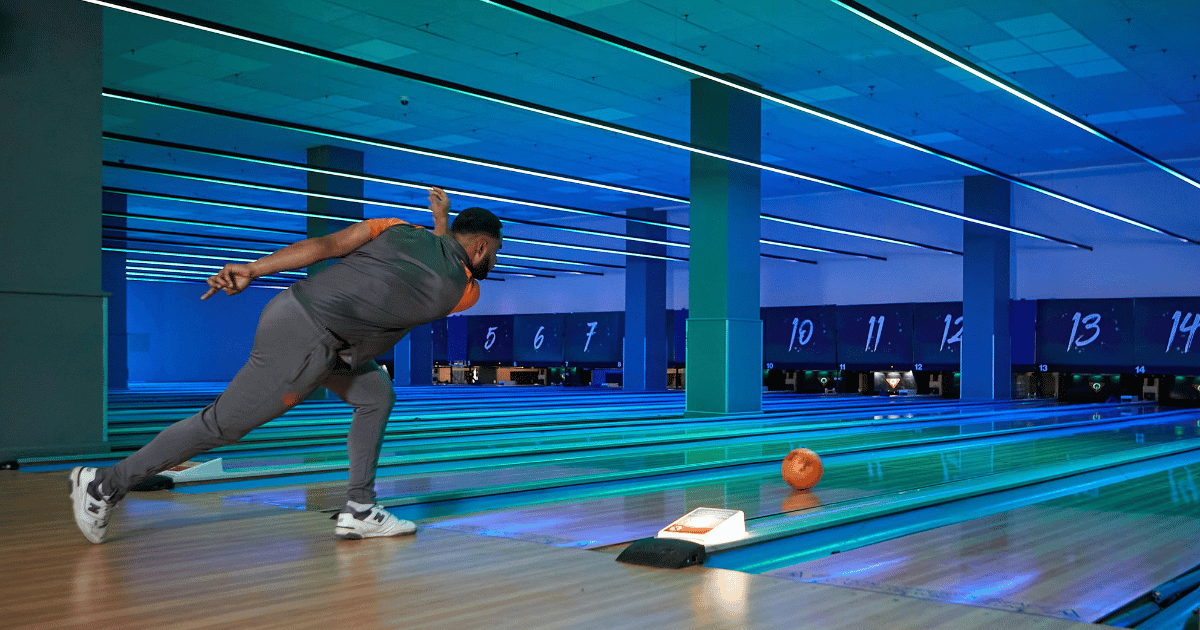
[98,0,1200,276]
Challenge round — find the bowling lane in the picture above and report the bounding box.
[25,395,1042,472]
[102,392,1004,439]
[208,408,1193,534]
[403,409,1200,546]
[171,400,1135,496]
[197,398,1062,474]
[93,390,989,459]
[750,460,1200,624]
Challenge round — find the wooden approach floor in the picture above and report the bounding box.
[1,470,1117,630]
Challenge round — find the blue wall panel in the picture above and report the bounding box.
[127,282,277,383]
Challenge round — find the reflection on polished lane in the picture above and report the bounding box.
[760,463,1200,623]
[19,384,1195,629]
[415,408,1199,548]
[195,401,1158,510]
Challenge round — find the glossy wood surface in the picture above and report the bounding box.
[1,470,1114,629]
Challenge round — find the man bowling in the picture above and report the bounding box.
[70,187,501,543]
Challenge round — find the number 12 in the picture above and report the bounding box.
[941,314,963,351]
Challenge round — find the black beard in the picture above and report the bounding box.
[469,259,490,280]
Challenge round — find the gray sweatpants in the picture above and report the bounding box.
[97,290,395,504]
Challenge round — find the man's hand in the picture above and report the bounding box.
[201,263,255,300]
[430,186,450,235]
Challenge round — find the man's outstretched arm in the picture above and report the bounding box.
[201,219,375,299]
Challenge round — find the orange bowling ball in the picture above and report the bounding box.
[781,448,824,490]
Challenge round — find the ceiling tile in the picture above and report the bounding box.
[995,13,1074,38]
[1062,58,1127,78]
[967,39,1033,61]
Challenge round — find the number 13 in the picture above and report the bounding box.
[1067,312,1100,351]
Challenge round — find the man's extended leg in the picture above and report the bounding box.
[323,360,395,505]
[72,291,343,543]
[323,361,414,538]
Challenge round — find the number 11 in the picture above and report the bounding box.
[865,316,884,352]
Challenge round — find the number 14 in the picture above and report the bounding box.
[1167,311,1200,353]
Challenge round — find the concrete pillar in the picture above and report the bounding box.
[102,193,128,390]
[405,323,433,386]
[303,146,430,386]
[306,146,363,399]
[624,208,668,391]
[685,77,762,416]
[0,0,107,460]
[961,175,1012,399]
[391,324,432,386]
[306,145,364,272]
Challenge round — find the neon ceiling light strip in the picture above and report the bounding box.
[828,0,1200,192]
[125,254,568,278]
[107,184,683,250]
[87,3,1082,248]
[759,238,886,261]
[108,164,686,260]
[499,253,614,268]
[105,247,260,263]
[104,208,304,236]
[480,0,1191,245]
[121,251,551,279]
[102,90,684,205]
[108,106,955,255]
[102,90,1082,248]
[503,236,685,261]
[107,233,275,257]
[125,258,306,277]
[108,234,616,272]
[126,266,213,277]
[761,213,961,255]
[112,203,675,263]
[125,269,288,284]
[490,270,556,278]
[125,266,295,283]
[106,224,294,249]
[104,133,686,234]
[494,263,602,276]
[125,265,296,281]
[125,274,289,289]
[761,253,818,264]
[106,166,842,260]
[108,142,878,258]
[113,236,606,271]
[105,176,351,222]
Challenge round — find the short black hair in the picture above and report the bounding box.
[451,207,502,240]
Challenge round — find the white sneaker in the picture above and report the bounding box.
[335,505,416,539]
[69,467,114,544]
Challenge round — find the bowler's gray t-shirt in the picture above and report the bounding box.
[289,219,478,367]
